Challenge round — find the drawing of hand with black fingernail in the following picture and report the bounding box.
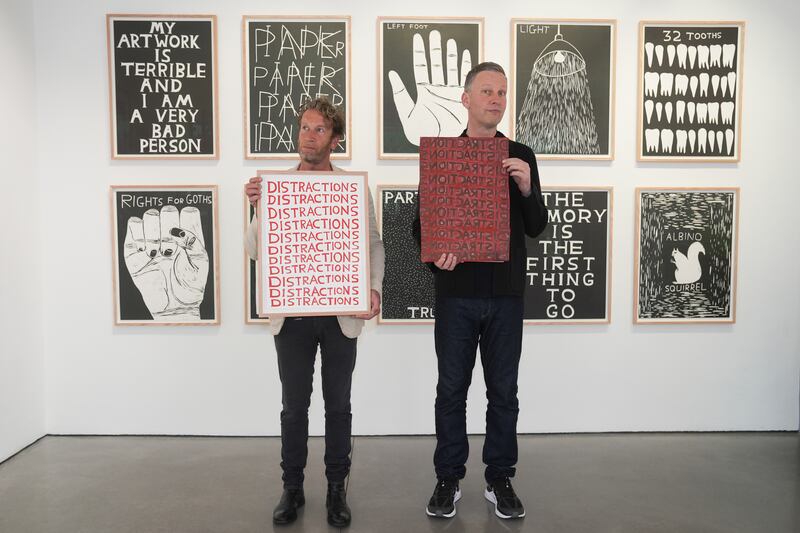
[123,206,209,321]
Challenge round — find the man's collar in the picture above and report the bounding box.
[459,129,506,139]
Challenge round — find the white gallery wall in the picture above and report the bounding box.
[25,0,800,440]
[0,0,46,462]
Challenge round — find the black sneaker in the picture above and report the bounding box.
[485,477,525,519]
[426,478,461,518]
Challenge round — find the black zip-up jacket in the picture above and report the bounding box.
[412,130,548,297]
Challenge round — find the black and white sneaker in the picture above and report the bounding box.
[485,477,525,519]
[426,478,461,518]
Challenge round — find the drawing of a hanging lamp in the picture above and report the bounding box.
[516,26,600,155]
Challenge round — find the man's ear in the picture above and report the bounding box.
[461,91,469,109]
[330,136,341,151]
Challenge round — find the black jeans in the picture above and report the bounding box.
[433,296,524,482]
[273,316,357,489]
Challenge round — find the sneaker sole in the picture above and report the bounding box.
[425,488,462,518]
[484,488,525,519]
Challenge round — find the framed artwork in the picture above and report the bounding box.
[635,188,739,323]
[244,199,269,324]
[377,185,436,324]
[107,14,219,159]
[511,19,616,160]
[637,21,745,162]
[111,185,220,325]
[243,16,351,159]
[525,187,613,324]
[378,17,484,159]
[256,170,370,316]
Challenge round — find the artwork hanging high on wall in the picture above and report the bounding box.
[635,188,739,324]
[378,17,483,159]
[637,21,745,162]
[243,16,350,159]
[107,14,219,159]
[256,170,369,316]
[378,185,436,324]
[511,19,616,160]
[244,199,269,324]
[111,185,220,325]
[525,187,613,323]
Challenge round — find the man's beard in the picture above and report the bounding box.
[299,145,327,165]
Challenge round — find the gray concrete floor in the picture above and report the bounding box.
[0,433,797,533]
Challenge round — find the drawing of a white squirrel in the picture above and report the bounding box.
[671,242,706,284]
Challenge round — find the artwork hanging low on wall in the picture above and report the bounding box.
[511,19,616,160]
[377,185,436,324]
[111,185,220,325]
[525,187,613,324]
[244,199,269,325]
[243,16,350,159]
[637,21,745,162]
[378,17,484,159]
[634,188,739,324]
[107,14,219,159]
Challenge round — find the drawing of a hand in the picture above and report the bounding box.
[123,206,209,321]
[388,30,472,145]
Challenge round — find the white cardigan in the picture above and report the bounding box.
[245,166,385,339]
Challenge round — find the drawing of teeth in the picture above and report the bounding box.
[689,130,697,152]
[660,72,674,96]
[676,130,688,153]
[690,76,699,97]
[665,102,673,123]
[645,42,655,67]
[698,128,707,153]
[645,129,660,152]
[688,102,696,123]
[700,73,710,97]
[667,44,676,66]
[688,46,697,69]
[655,44,664,66]
[716,131,724,153]
[723,44,736,67]
[727,72,737,97]
[710,44,722,67]
[711,75,720,97]
[725,129,734,154]
[697,103,708,124]
[644,72,660,97]
[708,129,716,152]
[721,102,735,125]
[698,45,710,68]
[677,100,686,123]
[675,74,689,96]
[677,43,688,69]
[721,76,728,97]
[661,129,674,153]
[656,102,663,121]
[708,102,720,124]
[645,100,655,123]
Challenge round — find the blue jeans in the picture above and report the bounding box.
[274,316,357,488]
[433,296,524,482]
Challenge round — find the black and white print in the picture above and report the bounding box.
[525,188,612,323]
[244,16,350,159]
[636,188,738,323]
[513,20,615,160]
[245,201,268,324]
[112,186,219,325]
[638,22,744,161]
[379,18,483,159]
[378,186,435,323]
